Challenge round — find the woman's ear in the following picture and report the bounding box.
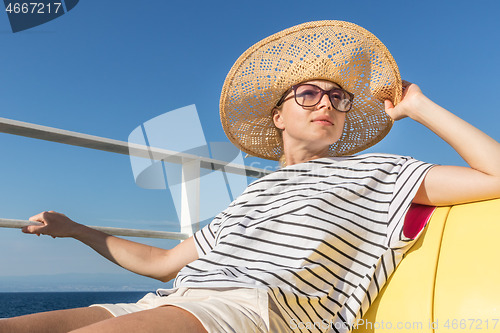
[272,107,285,130]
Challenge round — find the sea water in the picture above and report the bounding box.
[0,291,150,318]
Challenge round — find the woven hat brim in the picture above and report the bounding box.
[220,20,401,160]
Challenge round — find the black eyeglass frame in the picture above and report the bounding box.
[275,83,355,112]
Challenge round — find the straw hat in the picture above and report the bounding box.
[220,20,402,160]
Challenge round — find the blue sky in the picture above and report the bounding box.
[0,0,499,290]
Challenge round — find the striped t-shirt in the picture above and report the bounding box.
[166,153,434,332]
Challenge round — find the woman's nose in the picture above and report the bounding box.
[316,92,333,110]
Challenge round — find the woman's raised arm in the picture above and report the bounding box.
[385,82,500,206]
[23,211,198,282]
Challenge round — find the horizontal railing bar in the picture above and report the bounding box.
[0,219,189,241]
[0,117,272,178]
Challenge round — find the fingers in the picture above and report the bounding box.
[401,79,422,96]
[384,99,408,121]
[385,99,394,110]
[22,223,45,236]
[28,212,42,223]
[24,211,54,236]
[401,81,412,99]
[402,79,412,86]
[23,211,77,238]
[28,210,61,223]
[384,100,395,118]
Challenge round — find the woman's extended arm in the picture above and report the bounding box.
[23,211,198,282]
[385,82,500,206]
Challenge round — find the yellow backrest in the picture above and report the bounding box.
[353,198,500,333]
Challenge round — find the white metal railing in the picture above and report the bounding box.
[0,218,190,240]
[0,117,272,240]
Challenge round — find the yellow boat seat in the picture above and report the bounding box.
[353,198,500,333]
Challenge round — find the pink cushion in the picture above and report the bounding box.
[403,204,436,239]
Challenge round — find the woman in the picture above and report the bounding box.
[2,20,500,333]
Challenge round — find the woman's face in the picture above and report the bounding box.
[273,80,347,154]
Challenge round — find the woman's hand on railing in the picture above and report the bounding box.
[20,211,199,281]
[22,211,82,238]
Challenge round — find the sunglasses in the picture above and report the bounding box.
[276,83,354,112]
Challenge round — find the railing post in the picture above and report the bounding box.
[180,158,200,236]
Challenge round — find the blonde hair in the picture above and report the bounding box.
[279,154,287,167]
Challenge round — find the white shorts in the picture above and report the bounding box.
[90,287,290,333]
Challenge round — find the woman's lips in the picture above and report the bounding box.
[314,120,332,125]
[312,117,333,126]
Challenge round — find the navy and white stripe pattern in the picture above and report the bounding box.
[168,153,434,332]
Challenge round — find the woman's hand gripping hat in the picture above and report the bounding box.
[220,20,402,160]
